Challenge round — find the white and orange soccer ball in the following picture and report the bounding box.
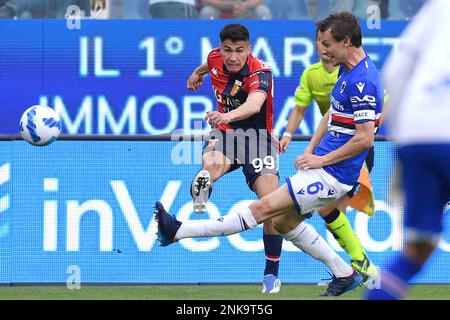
[20,105,61,146]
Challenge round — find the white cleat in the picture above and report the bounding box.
[191,170,211,214]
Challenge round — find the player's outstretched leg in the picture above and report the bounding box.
[154,202,182,247]
[191,169,212,214]
[155,200,258,245]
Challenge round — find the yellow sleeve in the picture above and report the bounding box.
[294,68,313,108]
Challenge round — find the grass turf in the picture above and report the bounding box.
[0,284,449,300]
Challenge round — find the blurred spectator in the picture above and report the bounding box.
[18,0,90,18]
[199,0,271,20]
[149,0,198,18]
[124,0,151,18]
[389,0,425,20]
[310,0,388,21]
[308,0,333,20]
[330,0,354,12]
[91,0,105,11]
[0,0,26,18]
[266,0,310,19]
[90,0,149,19]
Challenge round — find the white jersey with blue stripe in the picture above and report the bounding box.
[314,56,383,186]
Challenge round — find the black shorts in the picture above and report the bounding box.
[347,146,375,197]
[203,128,279,192]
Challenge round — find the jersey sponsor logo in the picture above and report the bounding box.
[211,67,218,77]
[350,95,376,105]
[225,96,242,110]
[340,81,346,93]
[331,95,345,111]
[213,86,224,103]
[356,82,366,93]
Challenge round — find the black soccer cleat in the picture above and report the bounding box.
[154,201,182,247]
[320,269,363,297]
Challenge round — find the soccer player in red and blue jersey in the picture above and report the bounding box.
[186,24,282,293]
[156,16,379,296]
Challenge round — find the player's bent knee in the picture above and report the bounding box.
[249,200,272,223]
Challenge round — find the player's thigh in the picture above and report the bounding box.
[253,174,279,198]
[318,194,349,216]
[249,185,297,224]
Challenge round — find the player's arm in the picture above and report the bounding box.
[224,91,266,122]
[295,119,374,170]
[320,80,379,165]
[285,105,308,134]
[296,80,379,170]
[187,63,209,91]
[281,69,312,152]
[206,70,271,126]
[205,91,266,126]
[294,110,330,169]
[320,121,374,166]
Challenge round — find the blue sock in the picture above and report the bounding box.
[263,234,283,277]
[365,254,422,300]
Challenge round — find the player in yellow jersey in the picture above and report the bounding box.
[280,29,379,283]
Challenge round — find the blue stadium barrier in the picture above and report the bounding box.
[0,138,449,284]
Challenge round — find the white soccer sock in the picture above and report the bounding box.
[282,222,353,278]
[175,207,258,240]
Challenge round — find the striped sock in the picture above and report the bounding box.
[263,234,283,276]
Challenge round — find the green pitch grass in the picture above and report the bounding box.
[0,284,449,300]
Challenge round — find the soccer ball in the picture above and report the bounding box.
[20,105,61,146]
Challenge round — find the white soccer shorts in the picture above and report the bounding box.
[285,168,353,216]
